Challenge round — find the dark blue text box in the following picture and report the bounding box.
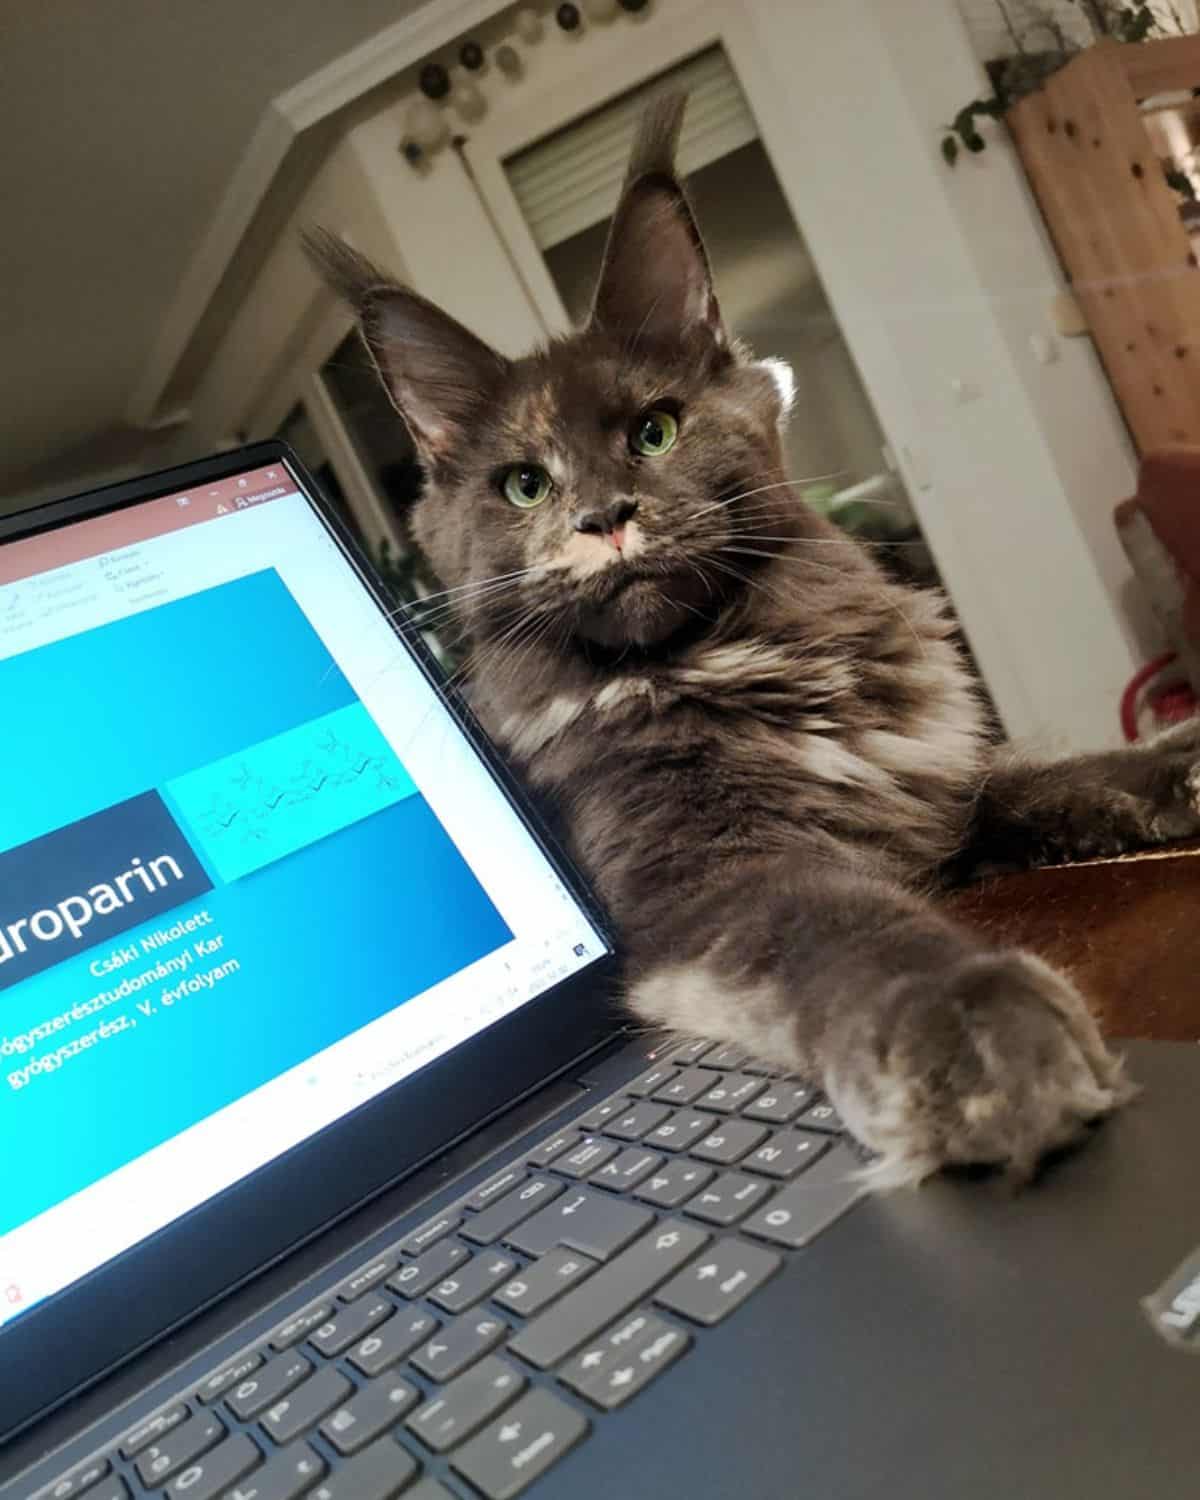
[0,793,212,992]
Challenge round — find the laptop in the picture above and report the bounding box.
[1,441,1198,1500]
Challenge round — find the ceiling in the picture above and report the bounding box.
[0,0,431,501]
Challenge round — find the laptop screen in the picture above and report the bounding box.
[0,459,607,1331]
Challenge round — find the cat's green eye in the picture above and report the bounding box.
[502,464,553,508]
[632,408,679,457]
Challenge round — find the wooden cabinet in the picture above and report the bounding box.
[1007,37,1200,452]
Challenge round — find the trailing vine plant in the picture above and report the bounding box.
[942,0,1192,165]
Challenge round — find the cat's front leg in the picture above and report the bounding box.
[626,856,1132,1187]
[950,718,1200,879]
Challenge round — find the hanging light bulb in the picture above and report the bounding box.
[514,7,543,43]
[452,78,486,122]
[404,97,448,152]
[495,43,522,78]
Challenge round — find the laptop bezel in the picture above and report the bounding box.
[0,440,621,1443]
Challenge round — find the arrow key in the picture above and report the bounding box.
[655,1238,781,1325]
[575,1316,692,1410]
[451,1388,588,1499]
[560,1309,676,1397]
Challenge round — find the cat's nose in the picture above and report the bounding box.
[574,497,639,550]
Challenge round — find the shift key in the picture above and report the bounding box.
[508,1219,708,1369]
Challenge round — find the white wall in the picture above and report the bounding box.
[738,0,1159,749]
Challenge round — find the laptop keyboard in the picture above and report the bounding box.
[34,1041,861,1500]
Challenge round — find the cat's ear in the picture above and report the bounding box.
[590,93,726,355]
[302,229,510,464]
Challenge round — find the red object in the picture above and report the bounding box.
[1120,651,1192,741]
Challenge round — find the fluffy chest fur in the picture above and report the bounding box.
[475,582,986,918]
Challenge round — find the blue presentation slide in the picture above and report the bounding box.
[0,570,510,1234]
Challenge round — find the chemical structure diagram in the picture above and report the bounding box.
[192,724,404,848]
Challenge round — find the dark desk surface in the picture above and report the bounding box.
[946,841,1200,1040]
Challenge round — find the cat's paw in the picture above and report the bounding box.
[1117,716,1200,842]
[825,951,1135,1189]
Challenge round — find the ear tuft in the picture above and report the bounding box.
[589,92,726,356]
[300,227,397,311]
[622,91,687,186]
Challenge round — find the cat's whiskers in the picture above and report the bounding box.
[686,470,882,524]
[389,564,543,623]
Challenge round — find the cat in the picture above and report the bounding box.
[305,94,1200,1188]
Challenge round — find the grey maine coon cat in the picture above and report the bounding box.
[307,96,1200,1187]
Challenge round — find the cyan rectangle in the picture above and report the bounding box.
[165,703,418,884]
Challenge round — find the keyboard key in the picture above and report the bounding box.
[554,1135,620,1179]
[197,1353,263,1404]
[605,1101,671,1141]
[740,1055,783,1076]
[465,1166,526,1211]
[348,1310,438,1377]
[656,1238,781,1325]
[388,1240,469,1298]
[261,1365,353,1444]
[592,1147,663,1192]
[625,1063,678,1097]
[34,1455,112,1500]
[576,1096,629,1130]
[336,1256,396,1303]
[704,1043,750,1070]
[743,1129,829,1179]
[429,1252,516,1313]
[654,1068,719,1105]
[165,1433,260,1500]
[451,1388,589,1500]
[320,1373,420,1455]
[683,1171,773,1226]
[691,1119,770,1165]
[633,1159,715,1208]
[68,1481,126,1500]
[570,1316,691,1411]
[667,1039,714,1064]
[269,1301,333,1352]
[460,1177,562,1245]
[526,1130,579,1168]
[696,1073,766,1114]
[310,1436,417,1500]
[742,1145,863,1247]
[494,1248,597,1316]
[121,1407,190,1465]
[644,1110,717,1152]
[310,1295,392,1356]
[799,1100,845,1134]
[509,1219,710,1369]
[742,1082,816,1124]
[135,1412,225,1487]
[226,1352,313,1421]
[410,1310,508,1381]
[506,1187,653,1261]
[398,1213,462,1257]
[406,1483,457,1500]
[406,1356,526,1454]
[558,1308,662,1391]
[227,1441,326,1500]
